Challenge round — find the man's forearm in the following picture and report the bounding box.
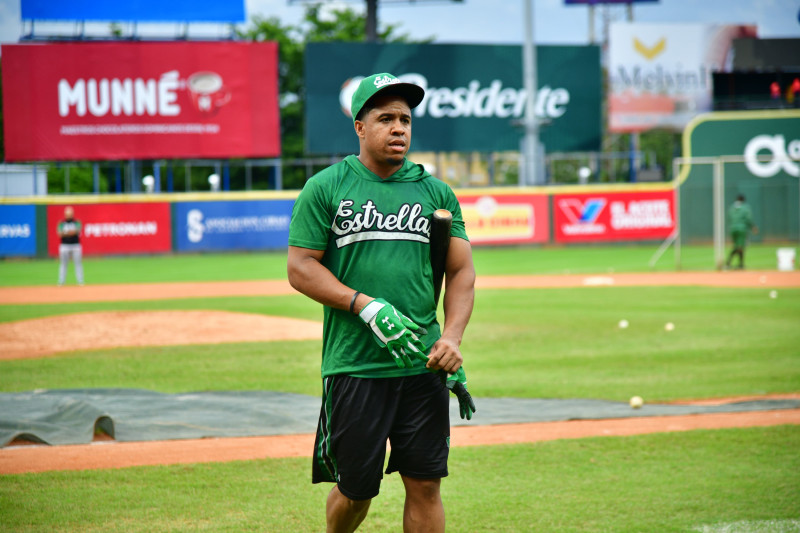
[439,238,475,345]
[287,246,370,314]
[440,266,475,346]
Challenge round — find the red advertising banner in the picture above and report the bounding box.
[2,42,280,162]
[47,203,172,256]
[554,190,675,243]
[457,193,549,245]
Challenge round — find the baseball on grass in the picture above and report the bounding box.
[629,396,644,409]
[664,322,675,331]
[769,290,778,299]
[618,319,629,329]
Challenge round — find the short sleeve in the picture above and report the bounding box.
[288,178,332,251]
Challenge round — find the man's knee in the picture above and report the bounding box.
[402,476,442,502]
[329,485,371,513]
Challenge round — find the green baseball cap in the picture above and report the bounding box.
[350,72,425,122]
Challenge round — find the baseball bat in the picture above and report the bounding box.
[429,209,476,418]
[430,209,453,307]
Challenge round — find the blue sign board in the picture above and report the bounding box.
[565,1,658,4]
[0,205,37,257]
[175,200,293,252]
[21,0,245,23]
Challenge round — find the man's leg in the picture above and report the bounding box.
[401,476,444,533]
[326,485,371,533]
[73,245,84,285]
[726,241,736,268]
[58,245,69,285]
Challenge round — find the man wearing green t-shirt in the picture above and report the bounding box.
[725,194,757,270]
[287,73,476,532]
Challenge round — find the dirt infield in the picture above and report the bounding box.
[2,270,799,306]
[1,270,798,474]
[0,311,322,360]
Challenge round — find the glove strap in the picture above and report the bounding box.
[359,299,383,323]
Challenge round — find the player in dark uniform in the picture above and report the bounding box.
[287,73,476,532]
[57,206,84,286]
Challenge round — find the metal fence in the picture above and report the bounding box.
[8,149,667,197]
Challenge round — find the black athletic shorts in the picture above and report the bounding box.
[312,371,451,501]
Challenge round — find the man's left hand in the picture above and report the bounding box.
[440,367,476,420]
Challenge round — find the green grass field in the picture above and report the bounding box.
[0,243,795,286]
[1,244,799,532]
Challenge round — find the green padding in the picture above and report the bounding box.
[2,389,799,447]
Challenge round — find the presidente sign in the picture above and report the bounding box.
[608,23,756,133]
[305,42,601,154]
[1,42,280,162]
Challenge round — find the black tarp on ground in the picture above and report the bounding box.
[2,389,799,447]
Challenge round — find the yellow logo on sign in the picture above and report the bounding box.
[462,201,534,243]
[633,37,666,60]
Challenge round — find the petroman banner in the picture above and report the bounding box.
[608,23,756,133]
[305,42,601,155]
[1,42,280,162]
[46,203,172,256]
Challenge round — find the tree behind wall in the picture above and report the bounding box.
[238,5,420,189]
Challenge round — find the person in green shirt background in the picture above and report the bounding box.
[726,194,758,270]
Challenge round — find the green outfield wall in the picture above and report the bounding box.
[677,110,800,244]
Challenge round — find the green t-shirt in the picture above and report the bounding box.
[728,201,753,233]
[288,155,468,379]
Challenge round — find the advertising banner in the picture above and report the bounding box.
[21,0,245,22]
[608,23,756,133]
[175,200,293,252]
[0,205,37,257]
[554,190,675,243]
[46,203,172,256]
[566,0,657,4]
[682,111,800,177]
[457,193,549,245]
[305,42,601,154]
[678,110,800,242]
[2,42,280,162]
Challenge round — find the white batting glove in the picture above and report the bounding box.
[359,298,428,368]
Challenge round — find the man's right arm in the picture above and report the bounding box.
[287,245,371,314]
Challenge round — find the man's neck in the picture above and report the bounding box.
[357,154,403,179]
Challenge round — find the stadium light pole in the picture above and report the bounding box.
[366,0,378,41]
[522,0,540,185]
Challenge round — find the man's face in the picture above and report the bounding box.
[64,207,74,219]
[356,94,412,170]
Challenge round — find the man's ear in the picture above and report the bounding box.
[354,119,366,139]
